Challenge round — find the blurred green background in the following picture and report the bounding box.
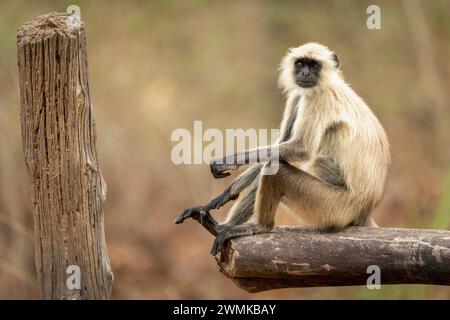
[1,0,450,299]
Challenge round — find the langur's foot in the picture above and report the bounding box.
[175,206,204,224]
[175,206,220,236]
[211,223,263,256]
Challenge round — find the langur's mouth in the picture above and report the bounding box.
[297,81,316,88]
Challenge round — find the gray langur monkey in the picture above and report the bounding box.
[175,42,390,256]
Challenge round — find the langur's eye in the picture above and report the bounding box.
[311,62,321,71]
[295,61,303,68]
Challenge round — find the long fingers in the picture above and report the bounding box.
[174,207,201,224]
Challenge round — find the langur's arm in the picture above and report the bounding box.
[209,140,307,178]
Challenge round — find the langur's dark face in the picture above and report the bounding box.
[294,58,322,88]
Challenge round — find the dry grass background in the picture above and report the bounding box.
[0,0,450,299]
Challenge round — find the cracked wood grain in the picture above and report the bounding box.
[17,12,113,299]
[217,226,450,292]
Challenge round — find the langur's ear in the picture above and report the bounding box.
[331,54,339,68]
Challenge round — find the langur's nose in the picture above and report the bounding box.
[301,71,310,77]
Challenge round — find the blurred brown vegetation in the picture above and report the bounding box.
[1,0,450,299]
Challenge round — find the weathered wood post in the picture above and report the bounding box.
[17,12,113,299]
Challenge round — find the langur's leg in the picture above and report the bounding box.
[207,180,258,250]
[221,178,259,227]
[211,161,349,255]
[175,164,262,235]
[211,165,282,255]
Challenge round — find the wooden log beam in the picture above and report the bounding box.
[216,226,450,293]
[17,12,113,299]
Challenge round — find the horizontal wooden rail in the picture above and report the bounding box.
[215,226,450,292]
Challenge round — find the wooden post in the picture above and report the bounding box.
[217,226,450,292]
[17,12,113,299]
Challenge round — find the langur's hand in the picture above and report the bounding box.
[209,160,239,179]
